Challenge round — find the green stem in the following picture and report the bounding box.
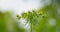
[30,23,32,32]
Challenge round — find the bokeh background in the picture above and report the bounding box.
[0,0,60,32]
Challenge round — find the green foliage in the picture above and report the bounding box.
[0,0,60,32]
[0,11,25,32]
[20,0,60,32]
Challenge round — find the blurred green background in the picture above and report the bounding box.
[0,0,60,32]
